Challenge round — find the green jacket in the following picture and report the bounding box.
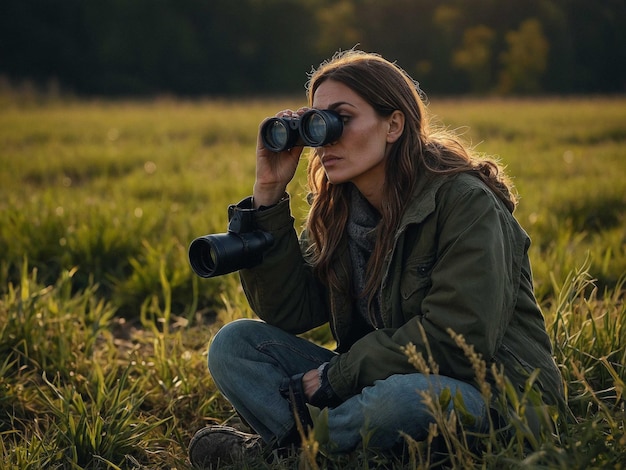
[239,172,564,407]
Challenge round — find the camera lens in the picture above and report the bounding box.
[300,110,343,147]
[199,244,216,272]
[189,230,275,278]
[189,236,219,278]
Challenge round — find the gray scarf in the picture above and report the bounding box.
[346,186,383,328]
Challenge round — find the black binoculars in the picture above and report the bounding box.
[189,201,274,278]
[261,109,343,152]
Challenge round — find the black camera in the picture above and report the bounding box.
[261,109,343,152]
[189,201,274,278]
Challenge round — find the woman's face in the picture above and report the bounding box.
[312,79,398,201]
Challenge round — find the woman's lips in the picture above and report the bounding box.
[322,155,341,167]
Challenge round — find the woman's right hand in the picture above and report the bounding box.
[253,108,308,208]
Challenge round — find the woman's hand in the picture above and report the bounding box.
[253,108,309,208]
[302,368,321,400]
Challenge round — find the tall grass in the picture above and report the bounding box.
[0,93,625,467]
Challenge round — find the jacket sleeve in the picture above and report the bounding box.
[328,180,524,399]
[238,196,331,334]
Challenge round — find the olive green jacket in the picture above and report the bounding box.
[238,172,564,407]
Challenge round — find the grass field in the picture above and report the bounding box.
[0,90,625,468]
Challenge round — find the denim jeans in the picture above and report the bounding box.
[208,318,488,453]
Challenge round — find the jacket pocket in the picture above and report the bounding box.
[499,342,534,372]
[401,254,435,302]
[495,342,537,394]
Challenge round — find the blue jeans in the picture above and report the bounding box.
[208,319,488,453]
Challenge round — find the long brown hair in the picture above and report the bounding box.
[304,50,516,304]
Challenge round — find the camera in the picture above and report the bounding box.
[261,109,343,152]
[189,201,274,278]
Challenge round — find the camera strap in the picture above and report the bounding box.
[227,198,258,234]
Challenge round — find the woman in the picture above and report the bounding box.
[188,50,564,467]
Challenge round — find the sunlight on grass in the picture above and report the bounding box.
[0,95,624,467]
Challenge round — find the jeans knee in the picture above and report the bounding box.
[208,319,263,377]
[359,374,485,429]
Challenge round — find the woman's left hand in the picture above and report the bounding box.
[302,369,320,400]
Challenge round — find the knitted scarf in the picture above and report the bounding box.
[346,186,383,328]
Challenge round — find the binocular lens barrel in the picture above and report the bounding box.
[262,119,297,153]
[261,109,343,152]
[300,112,328,146]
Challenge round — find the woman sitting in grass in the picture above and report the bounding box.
[189,49,564,468]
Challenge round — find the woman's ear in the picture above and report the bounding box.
[386,110,405,144]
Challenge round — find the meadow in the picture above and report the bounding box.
[0,89,625,468]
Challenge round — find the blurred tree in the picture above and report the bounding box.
[0,0,623,96]
[452,25,495,94]
[314,0,361,57]
[497,19,549,94]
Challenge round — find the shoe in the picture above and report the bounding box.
[188,425,263,468]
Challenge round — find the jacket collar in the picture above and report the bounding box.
[399,172,448,228]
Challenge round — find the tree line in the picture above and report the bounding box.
[1,0,624,97]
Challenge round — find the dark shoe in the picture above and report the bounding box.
[188,425,262,468]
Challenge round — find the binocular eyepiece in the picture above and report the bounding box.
[261,109,343,152]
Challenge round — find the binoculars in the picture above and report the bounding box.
[189,201,274,278]
[261,109,343,152]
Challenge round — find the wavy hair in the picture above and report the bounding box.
[304,50,516,304]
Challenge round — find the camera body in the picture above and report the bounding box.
[189,200,274,278]
[261,109,343,152]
